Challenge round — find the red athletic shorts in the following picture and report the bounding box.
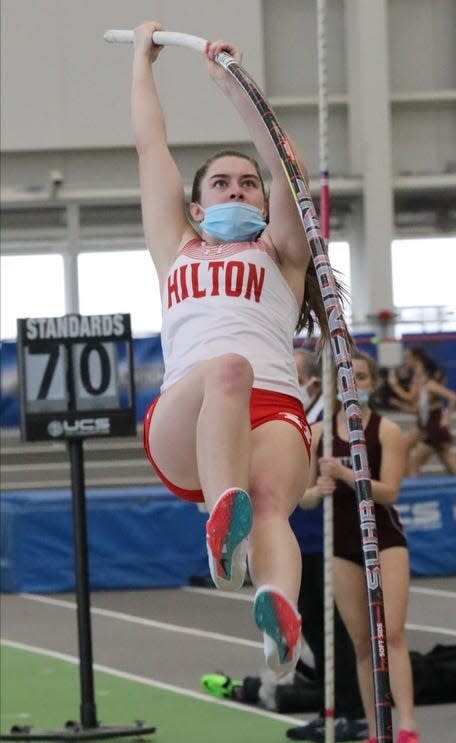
[143,387,311,502]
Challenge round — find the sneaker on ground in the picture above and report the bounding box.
[206,488,252,591]
[253,585,302,676]
[286,715,368,741]
[200,673,242,700]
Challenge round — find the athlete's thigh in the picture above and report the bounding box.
[249,420,310,515]
[379,547,409,636]
[333,557,369,646]
[147,363,208,489]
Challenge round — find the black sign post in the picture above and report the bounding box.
[3,314,156,741]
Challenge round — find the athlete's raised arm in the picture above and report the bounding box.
[132,21,195,281]
[206,40,311,270]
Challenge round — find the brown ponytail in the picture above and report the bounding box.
[297,261,352,349]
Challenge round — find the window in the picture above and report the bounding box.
[78,250,162,336]
[392,237,456,307]
[1,254,65,340]
[328,241,351,317]
[328,241,351,290]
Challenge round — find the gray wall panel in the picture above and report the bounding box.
[263,0,347,96]
[1,0,264,152]
[388,0,456,91]
[392,106,456,174]
[1,0,63,149]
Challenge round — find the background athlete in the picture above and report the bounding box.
[303,352,420,743]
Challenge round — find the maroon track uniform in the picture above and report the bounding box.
[419,408,452,447]
[317,412,407,565]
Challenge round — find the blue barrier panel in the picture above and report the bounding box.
[396,476,456,577]
[0,341,19,427]
[1,478,454,593]
[0,487,208,593]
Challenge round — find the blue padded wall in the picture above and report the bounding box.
[1,487,208,593]
[1,478,455,594]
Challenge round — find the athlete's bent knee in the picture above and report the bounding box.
[206,353,254,396]
[386,625,406,651]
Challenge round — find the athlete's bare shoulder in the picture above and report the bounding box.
[379,415,404,445]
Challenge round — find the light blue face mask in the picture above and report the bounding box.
[199,202,267,242]
[337,389,370,405]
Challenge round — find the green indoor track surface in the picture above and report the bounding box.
[1,644,301,743]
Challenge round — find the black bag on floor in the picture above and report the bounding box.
[411,644,456,705]
[274,670,320,713]
[241,644,456,713]
[241,664,319,713]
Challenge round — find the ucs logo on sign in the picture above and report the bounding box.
[47,418,111,438]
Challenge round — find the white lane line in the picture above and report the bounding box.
[18,591,456,638]
[410,586,456,599]
[182,587,254,601]
[0,639,306,727]
[186,585,456,602]
[406,623,456,637]
[19,593,262,649]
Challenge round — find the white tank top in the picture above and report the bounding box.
[160,238,301,398]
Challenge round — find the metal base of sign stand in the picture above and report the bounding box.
[1,721,156,741]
